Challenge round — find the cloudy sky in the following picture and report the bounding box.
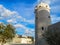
[0,0,60,37]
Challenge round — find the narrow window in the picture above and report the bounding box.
[41,27,44,30]
[48,16,50,18]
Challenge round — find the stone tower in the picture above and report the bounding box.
[35,2,51,45]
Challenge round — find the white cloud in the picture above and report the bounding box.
[14,24,35,36]
[42,0,50,4]
[0,17,3,19]
[51,6,60,13]
[25,29,35,33]
[37,0,58,5]
[23,18,35,24]
[0,4,35,36]
[24,29,35,36]
[14,24,27,29]
[7,19,13,23]
[23,26,35,36]
[7,19,17,23]
[0,4,35,24]
[51,15,60,24]
[0,5,17,17]
[49,0,60,24]
[37,0,50,4]
[17,16,22,18]
[51,0,60,4]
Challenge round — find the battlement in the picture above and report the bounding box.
[35,2,50,12]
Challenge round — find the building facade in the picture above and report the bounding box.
[12,34,34,44]
[35,2,51,45]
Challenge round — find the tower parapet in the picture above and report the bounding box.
[35,2,51,45]
[35,2,50,13]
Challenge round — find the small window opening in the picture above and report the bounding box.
[41,27,44,30]
[48,16,50,18]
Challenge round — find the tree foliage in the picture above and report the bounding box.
[0,23,16,45]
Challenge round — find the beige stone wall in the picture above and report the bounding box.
[12,36,33,44]
[12,37,21,43]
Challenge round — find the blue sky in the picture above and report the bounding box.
[0,0,60,37]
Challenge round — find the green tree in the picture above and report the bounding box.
[0,23,16,45]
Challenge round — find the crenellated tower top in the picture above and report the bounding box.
[35,2,50,12]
